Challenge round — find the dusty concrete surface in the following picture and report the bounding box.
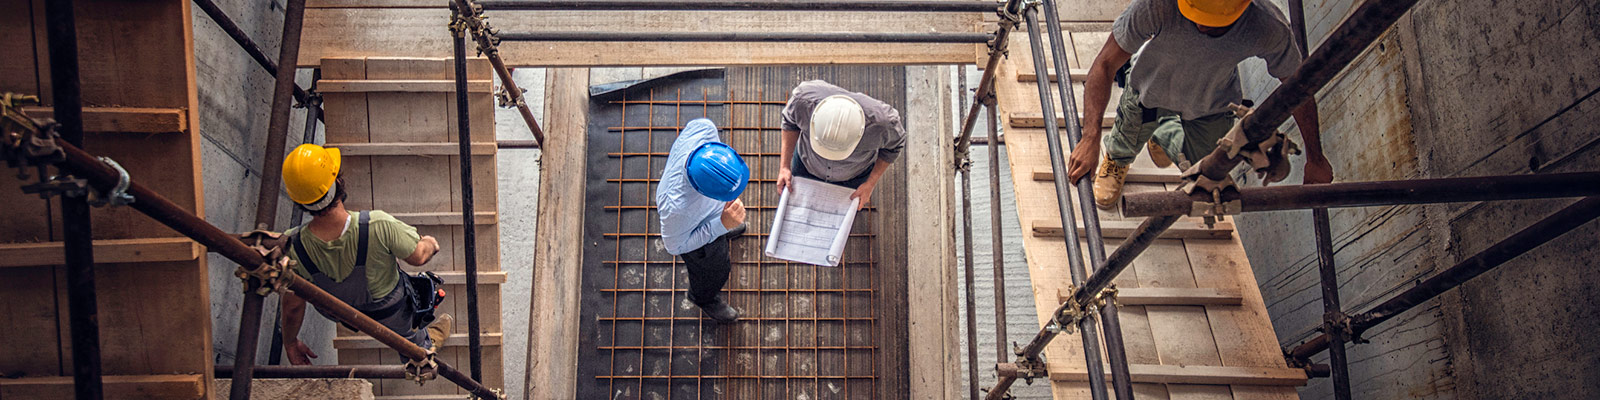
[196,0,335,367]
[497,67,544,400]
[213,378,374,400]
[1233,0,1600,399]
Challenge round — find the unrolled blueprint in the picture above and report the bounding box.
[764,177,859,267]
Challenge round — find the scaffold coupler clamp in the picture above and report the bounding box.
[1177,163,1241,221]
[86,156,135,207]
[2,93,66,170]
[1323,311,1368,344]
[495,87,527,109]
[235,230,294,296]
[469,388,507,400]
[405,352,440,384]
[1003,355,1049,385]
[1214,103,1301,185]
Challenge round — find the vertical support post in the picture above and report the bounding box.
[1021,7,1109,400]
[985,102,1009,361]
[960,165,981,400]
[1036,0,1134,396]
[273,71,323,367]
[452,7,485,381]
[237,1,307,397]
[1312,209,1352,399]
[44,1,101,398]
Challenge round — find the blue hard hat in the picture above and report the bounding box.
[686,142,749,202]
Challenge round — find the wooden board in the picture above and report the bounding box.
[1060,287,1245,306]
[1018,68,1090,82]
[1030,219,1235,239]
[0,0,213,396]
[318,79,493,93]
[1009,111,1117,128]
[1045,363,1307,386]
[992,29,1301,400]
[300,8,981,66]
[0,238,201,267]
[522,68,588,399]
[0,374,206,399]
[21,106,187,133]
[320,57,504,398]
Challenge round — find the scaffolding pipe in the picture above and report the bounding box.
[37,137,504,399]
[451,0,546,146]
[216,365,408,379]
[991,7,1112,400]
[985,103,1008,362]
[1288,196,1600,360]
[191,0,320,119]
[478,0,999,11]
[252,0,308,232]
[273,76,322,367]
[1311,209,1352,399]
[1186,0,1421,184]
[497,31,994,43]
[44,0,101,398]
[960,165,981,400]
[1038,0,1133,395]
[954,0,1021,157]
[1120,172,1600,217]
[451,13,485,382]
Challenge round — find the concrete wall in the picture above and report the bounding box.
[195,0,336,368]
[1234,0,1600,398]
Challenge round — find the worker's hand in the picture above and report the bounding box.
[1303,153,1334,184]
[850,182,875,210]
[285,340,318,365]
[776,167,793,193]
[721,199,746,230]
[1068,140,1101,182]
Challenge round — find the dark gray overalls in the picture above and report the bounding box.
[292,211,431,350]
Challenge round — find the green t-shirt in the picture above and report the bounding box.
[285,210,421,300]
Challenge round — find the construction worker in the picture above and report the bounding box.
[277,144,453,364]
[775,80,906,208]
[1067,0,1334,208]
[657,118,750,323]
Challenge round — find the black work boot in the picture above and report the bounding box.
[696,298,741,323]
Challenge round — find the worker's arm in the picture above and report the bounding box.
[658,198,733,255]
[777,128,800,193]
[280,292,318,365]
[1293,100,1332,184]
[849,159,892,209]
[1068,35,1135,182]
[401,235,439,266]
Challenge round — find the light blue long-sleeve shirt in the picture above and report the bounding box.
[655,118,730,255]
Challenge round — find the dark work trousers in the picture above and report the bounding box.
[681,226,745,306]
[791,151,872,189]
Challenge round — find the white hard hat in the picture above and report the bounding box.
[809,95,866,161]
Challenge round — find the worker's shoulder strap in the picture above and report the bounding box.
[355,210,370,269]
[290,229,322,277]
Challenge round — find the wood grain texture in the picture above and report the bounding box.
[318,79,492,93]
[0,238,201,267]
[0,374,206,400]
[1033,167,1182,183]
[1008,111,1116,128]
[1045,363,1308,386]
[300,8,981,66]
[328,142,497,156]
[523,68,588,399]
[1030,219,1235,239]
[1059,287,1244,306]
[21,106,187,133]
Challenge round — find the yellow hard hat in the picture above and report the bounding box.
[282,144,342,206]
[1177,0,1250,27]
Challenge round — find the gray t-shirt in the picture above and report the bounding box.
[781,80,907,182]
[1112,0,1302,119]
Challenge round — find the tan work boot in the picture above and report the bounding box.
[1094,155,1129,209]
[426,313,454,353]
[1147,140,1173,168]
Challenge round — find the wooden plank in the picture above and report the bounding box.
[1046,363,1307,386]
[432,270,508,285]
[300,9,980,66]
[329,142,497,156]
[1030,219,1234,239]
[0,374,205,400]
[1018,68,1090,83]
[1009,111,1116,128]
[1033,168,1182,183]
[21,107,187,133]
[1058,287,1244,306]
[317,79,492,93]
[388,211,497,225]
[333,333,503,350]
[524,68,588,399]
[0,238,201,267]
